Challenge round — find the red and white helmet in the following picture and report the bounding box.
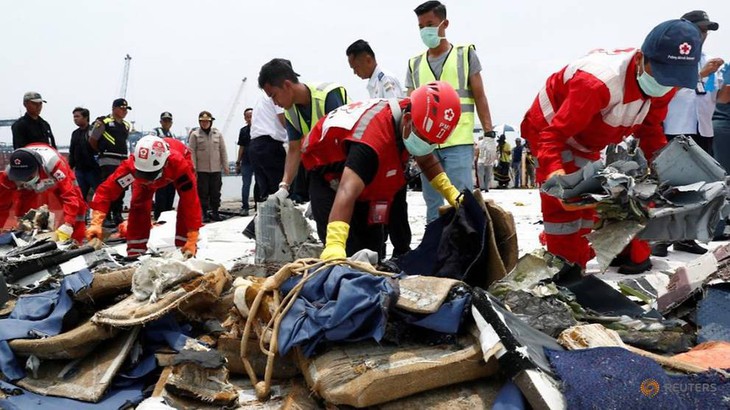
[410,81,461,144]
[134,135,170,179]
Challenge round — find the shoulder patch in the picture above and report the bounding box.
[52,169,66,181]
[377,71,385,81]
[116,173,134,189]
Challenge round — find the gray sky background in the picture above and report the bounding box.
[1,0,728,156]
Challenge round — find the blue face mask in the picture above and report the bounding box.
[637,60,673,97]
[420,22,444,49]
[404,131,435,156]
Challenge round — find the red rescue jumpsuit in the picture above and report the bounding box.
[90,138,202,257]
[301,99,410,246]
[521,49,675,268]
[0,143,87,241]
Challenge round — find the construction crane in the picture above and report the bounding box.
[119,54,132,98]
[221,78,248,137]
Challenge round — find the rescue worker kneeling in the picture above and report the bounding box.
[86,135,202,258]
[0,144,86,242]
[301,81,462,260]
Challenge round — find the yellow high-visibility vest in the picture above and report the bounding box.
[409,44,475,148]
[285,82,348,139]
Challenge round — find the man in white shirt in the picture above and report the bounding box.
[664,10,725,155]
[247,94,288,202]
[345,39,411,257]
[476,133,497,191]
[346,39,404,99]
[656,10,725,257]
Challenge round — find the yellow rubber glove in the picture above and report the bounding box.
[55,223,74,242]
[182,230,199,258]
[320,221,349,260]
[429,172,461,207]
[85,210,106,242]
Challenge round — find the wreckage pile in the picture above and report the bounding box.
[1,137,730,408]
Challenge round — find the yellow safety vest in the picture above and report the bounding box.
[285,82,348,139]
[408,44,475,148]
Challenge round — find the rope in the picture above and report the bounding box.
[239,257,394,400]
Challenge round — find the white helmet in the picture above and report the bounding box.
[134,135,170,180]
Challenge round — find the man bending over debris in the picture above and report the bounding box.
[87,135,202,258]
[521,19,702,273]
[0,144,87,242]
[301,81,463,260]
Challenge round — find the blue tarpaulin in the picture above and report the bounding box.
[0,269,93,380]
[278,264,397,357]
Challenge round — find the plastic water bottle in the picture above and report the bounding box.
[705,72,716,92]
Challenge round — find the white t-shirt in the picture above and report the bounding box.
[664,53,725,137]
[250,94,287,142]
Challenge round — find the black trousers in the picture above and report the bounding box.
[154,183,176,219]
[291,163,310,203]
[248,136,286,201]
[386,186,412,257]
[197,171,222,212]
[100,164,124,217]
[309,172,385,258]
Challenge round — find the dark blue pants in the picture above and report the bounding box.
[240,162,253,210]
[74,168,101,202]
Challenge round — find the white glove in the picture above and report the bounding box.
[56,223,74,242]
[272,186,289,201]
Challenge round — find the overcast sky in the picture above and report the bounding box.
[1,0,727,155]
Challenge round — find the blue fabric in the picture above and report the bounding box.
[399,189,488,287]
[0,380,144,410]
[492,380,527,410]
[278,265,397,357]
[406,292,471,334]
[546,346,730,409]
[420,144,475,223]
[9,290,59,320]
[0,269,92,380]
[697,284,730,343]
[0,232,13,245]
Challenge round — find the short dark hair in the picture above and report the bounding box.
[258,58,299,89]
[414,1,446,19]
[72,107,89,120]
[244,107,253,114]
[346,39,375,59]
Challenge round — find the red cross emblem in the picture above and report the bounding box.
[13,159,21,165]
[138,147,149,159]
[679,43,692,55]
[151,141,165,154]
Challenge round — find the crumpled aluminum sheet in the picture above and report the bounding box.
[587,220,645,273]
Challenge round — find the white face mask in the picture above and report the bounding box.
[637,58,673,97]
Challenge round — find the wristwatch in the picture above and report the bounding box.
[484,130,497,138]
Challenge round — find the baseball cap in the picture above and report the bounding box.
[198,111,215,121]
[8,149,40,182]
[113,98,132,110]
[160,111,173,120]
[23,92,46,103]
[682,10,719,31]
[641,19,702,89]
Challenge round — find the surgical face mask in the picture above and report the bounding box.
[420,22,444,49]
[637,60,673,97]
[404,131,435,156]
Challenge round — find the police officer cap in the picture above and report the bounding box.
[198,111,215,121]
